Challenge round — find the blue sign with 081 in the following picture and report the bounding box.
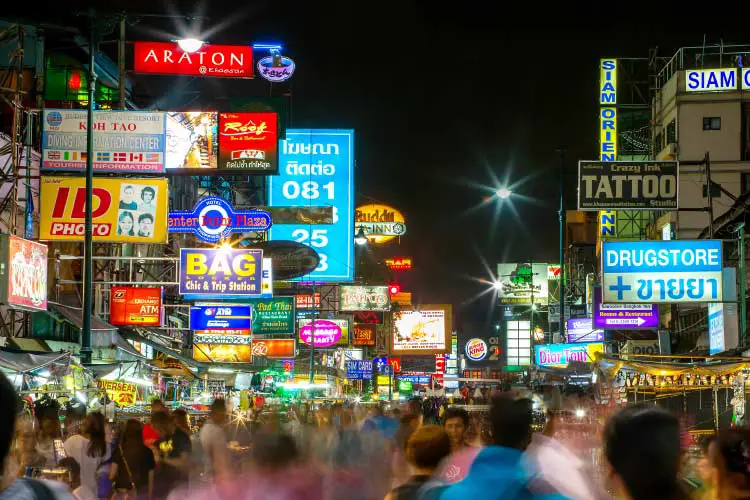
[602,240,723,304]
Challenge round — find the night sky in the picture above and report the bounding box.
[7,3,750,329]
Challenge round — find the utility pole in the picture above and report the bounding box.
[706,151,714,238]
[733,223,747,348]
[557,147,566,342]
[81,11,98,365]
[118,14,126,110]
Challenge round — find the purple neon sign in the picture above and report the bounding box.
[593,288,658,329]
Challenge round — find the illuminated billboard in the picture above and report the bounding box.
[391,305,451,355]
[0,236,48,312]
[165,111,218,170]
[218,112,278,172]
[354,204,406,244]
[496,263,548,305]
[109,287,162,326]
[133,41,253,78]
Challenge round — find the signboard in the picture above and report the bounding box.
[593,287,658,329]
[621,340,661,359]
[385,257,413,271]
[257,54,295,82]
[345,360,373,380]
[391,305,451,355]
[41,177,169,243]
[189,304,252,332]
[218,112,278,172]
[496,263,549,305]
[298,318,350,347]
[42,110,166,173]
[685,68,737,92]
[709,268,739,355]
[547,265,561,280]
[109,287,161,326]
[97,380,136,406]
[250,297,294,335]
[168,196,271,243]
[251,338,296,359]
[578,161,678,210]
[601,240,723,303]
[352,324,376,346]
[600,108,617,161]
[354,204,407,244]
[133,41,253,78]
[179,248,263,297]
[465,338,488,361]
[261,258,273,297]
[193,344,252,363]
[268,129,355,281]
[0,236,48,312]
[398,374,430,385]
[534,342,604,368]
[165,111,218,170]
[296,293,320,309]
[600,59,617,104]
[339,285,390,311]
[398,380,413,392]
[565,318,604,343]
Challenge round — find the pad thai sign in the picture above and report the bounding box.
[0,236,48,312]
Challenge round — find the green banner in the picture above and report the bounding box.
[251,296,294,335]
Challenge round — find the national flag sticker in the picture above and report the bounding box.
[96,152,111,162]
[47,151,61,160]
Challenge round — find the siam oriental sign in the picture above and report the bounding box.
[534,342,604,368]
[179,248,263,297]
[0,236,48,312]
[684,68,750,92]
[40,177,168,243]
[385,257,413,271]
[339,285,390,312]
[602,240,723,304]
[42,110,167,173]
[578,161,678,211]
[109,287,161,326]
[218,112,278,172]
[355,204,407,244]
[600,59,617,105]
[168,196,271,243]
[133,41,253,78]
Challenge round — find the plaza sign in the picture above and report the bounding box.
[578,161,678,211]
[602,240,723,304]
[168,196,271,243]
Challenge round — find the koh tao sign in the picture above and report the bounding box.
[602,240,723,304]
[684,68,750,92]
[355,204,407,244]
[133,41,253,78]
[168,196,271,243]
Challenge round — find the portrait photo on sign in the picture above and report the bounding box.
[117,183,159,238]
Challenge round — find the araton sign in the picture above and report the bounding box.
[133,42,253,78]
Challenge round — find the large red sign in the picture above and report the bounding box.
[251,338,296,359]
[133,41,253,78]
[218,112,278,172]
[6,236,48,311]
[352,324,376,346]
[109,287,162,326]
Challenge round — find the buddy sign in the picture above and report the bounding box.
[355,204,407,244]
[168,196,272,243]
[40,177,169,243]
[179,248,263,297]
[133,41,253,78]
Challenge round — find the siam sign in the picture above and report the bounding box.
[385,257,413,272]
[355,204,407,244]
[133,41,253,78]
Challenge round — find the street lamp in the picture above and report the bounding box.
[496,187,512,199]
[177,38,204,53]
[354,226,368,246]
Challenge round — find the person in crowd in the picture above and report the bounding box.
[393,414,422,488]
[36,408,61,466]
[422,396,567,499]
[404,398,424,424]
[143,399,166,448]
[385,425,451,500]
[10,419,47,476]
[151,411,192,499]
[110,419,155,499]
[694,435,717,499]
[362,404,399,441]
[63,413,108,498]
[709,427,750,500]
[604,405,690,500]
[199,398,228,480]
[442,408,470,453]
[171,409,191,437]
[0,373,73,499]
[58,458,95,500]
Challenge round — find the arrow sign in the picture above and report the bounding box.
[605,317,646,326]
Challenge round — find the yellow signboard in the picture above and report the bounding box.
[97,379,137,406]
[355,204,406,244]
[377,375,391,386]
[599,108,617,162]
[599,59,617,105]
[40,177,169,243]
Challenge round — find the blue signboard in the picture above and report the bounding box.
[168,197,271,243]
[268,129,354,282]
[399,374,431,385]
[602,240,723,304]
[189,305,253,331]
[346,360,373,380]
[179,248,263,298]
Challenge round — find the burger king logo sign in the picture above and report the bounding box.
[465,338,488,361]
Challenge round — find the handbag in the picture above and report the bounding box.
[110,444,137,500]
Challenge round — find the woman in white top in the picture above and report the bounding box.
[63,413,108,497]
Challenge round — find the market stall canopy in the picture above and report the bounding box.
[595,353,750,378]
[0,350,74,373]
[150,352,196,379]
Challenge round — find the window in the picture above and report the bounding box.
[654,132,663,154]
[666,119,676,144]
[505,320,531,367]
[703,117,722,130]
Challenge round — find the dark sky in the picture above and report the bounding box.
[9,2,750,326]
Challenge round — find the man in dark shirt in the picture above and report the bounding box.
[151,411,192,499]
[385,425,451,500]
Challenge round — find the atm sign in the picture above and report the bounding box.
[109,287,162,326]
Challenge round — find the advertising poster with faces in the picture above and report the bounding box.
[116,183,159,238]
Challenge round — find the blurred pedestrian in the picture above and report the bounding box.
[63,413,108,498]
[710,427,750,500]
[58,457,95,500]
[151,411,191,498]
[442,408,470,453]
[604,405,690,500]
[143,399,166,448]
[199,399,228,480]
[384,425,451,500]
[109,419,155,499]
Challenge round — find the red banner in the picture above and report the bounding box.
[251,338,296,359]
[352,324,376,346]
[218,112,278,172]
[6,236,48,311]
[109,287,162,326]
[296,293,321,309]
[133,41,253,78]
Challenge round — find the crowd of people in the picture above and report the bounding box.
[0,371,750,499]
